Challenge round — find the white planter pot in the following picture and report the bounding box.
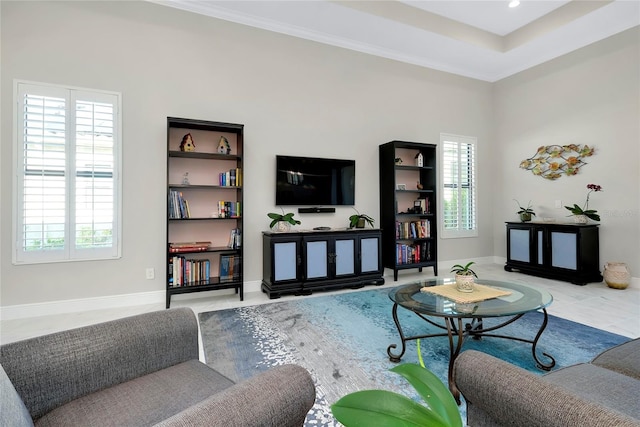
[271,221,291,233]
[455,274,475,293]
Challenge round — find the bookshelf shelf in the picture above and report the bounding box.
[166,117,243,308]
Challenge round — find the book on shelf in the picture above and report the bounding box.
[168,190,190,219]
[169,241,211,253]
[219,254,241,282]
[396,241,431,265]
[395,220,431,239]
[218,168,242,187]
[170,256,211,287]
[217,201,241,218]
[228,228,241,249]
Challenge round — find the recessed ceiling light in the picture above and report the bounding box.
[509,0,520,7]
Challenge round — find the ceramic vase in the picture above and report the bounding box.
[455,274,475,293]
[603,262,631,290]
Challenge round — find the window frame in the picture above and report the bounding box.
[12,80,122,264]
[440,133,478,239]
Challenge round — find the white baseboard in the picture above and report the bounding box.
[0,281,265,321]
[2,262,637,320]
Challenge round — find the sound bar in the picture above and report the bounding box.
[298,207,336,214]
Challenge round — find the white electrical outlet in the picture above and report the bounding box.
[555,199,562,209]
[146,268,155,280]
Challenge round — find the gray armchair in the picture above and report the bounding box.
[453,339,640,427]
[1,308,315,427]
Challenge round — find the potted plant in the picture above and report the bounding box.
[565,183,603,223]
[514,199,535,222]
[349,208,375,229]
[450,261,477,293]
[331,340,462,427]
[267,208,301,232]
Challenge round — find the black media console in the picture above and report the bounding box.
[262,228,385,299]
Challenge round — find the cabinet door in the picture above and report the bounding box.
[305,240,329,279]
[360,236,380,273]
[273,241,299,282]
[335,238,356,277]
[509,228,531,263]
[550,231,577,270]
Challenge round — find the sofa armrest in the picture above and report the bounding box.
[155,364,316,427]
[453,350,639,427]
[1,308,199,420]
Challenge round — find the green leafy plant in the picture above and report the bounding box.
[514,199,535,222]
[267,208,301,228]
[565,183,603,221]
[349,208,375,228]
[331,339,462,427]
[450,261,477,277]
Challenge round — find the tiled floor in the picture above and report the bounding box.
[2,263,639,347]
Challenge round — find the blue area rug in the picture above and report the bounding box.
[198,287,628,426]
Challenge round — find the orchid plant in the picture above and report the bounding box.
[565,183,603,221]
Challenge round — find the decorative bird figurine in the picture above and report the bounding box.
[416,181,423,190]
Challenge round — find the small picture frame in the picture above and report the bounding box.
[413,200,423,214]
[396,184,406,190]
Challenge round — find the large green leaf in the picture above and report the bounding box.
[391,364,462,427]
[331,390,451,427]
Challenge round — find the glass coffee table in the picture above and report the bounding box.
[387,278,555,403]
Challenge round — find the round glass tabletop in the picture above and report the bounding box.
[389,278,553,318]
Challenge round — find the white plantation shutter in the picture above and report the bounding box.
[441,134,477,238]
[14,81,121,264]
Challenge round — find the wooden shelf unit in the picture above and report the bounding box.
[379,141,438,281]
[166,117,244,308]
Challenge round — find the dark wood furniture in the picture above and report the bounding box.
[504,221,602,285]
[262,228,384,299]
[166,117,243,308]
[379,141,438,280]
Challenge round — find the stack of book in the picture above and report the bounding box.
[218,168,242,187]
[169,242,211,253]
[219,254,241,282]
[395,220,431,239]
[396,241,432,265]
[228,229,241,249]
[168,190,190,219]
[169,256,211,287]
[218,201,241,218]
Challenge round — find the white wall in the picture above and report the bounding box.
[1,1,495,306]
[493,28,640,274]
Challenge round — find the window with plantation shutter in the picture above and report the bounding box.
[440,134,477,238]
[13,81,121,264]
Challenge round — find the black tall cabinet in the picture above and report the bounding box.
[379,141,438,280]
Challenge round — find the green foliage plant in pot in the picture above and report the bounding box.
[514,199,535,222]
[450,261,478,293]
[331,339,462,427]
[565,183,603,223]
[267,209,300,232]
[349,208,375,229]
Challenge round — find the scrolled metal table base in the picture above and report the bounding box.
[387,303,555,404]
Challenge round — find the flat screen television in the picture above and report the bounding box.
[276,155,355,206]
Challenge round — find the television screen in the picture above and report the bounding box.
[276,155,355,206]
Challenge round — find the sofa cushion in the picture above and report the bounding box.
[592,338,640,380]
[543,363,640,419]
[1,364,34,427]
[35,360,234,427]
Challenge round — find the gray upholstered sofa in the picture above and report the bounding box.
[454,338,640,427]
[0,308,316,427]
